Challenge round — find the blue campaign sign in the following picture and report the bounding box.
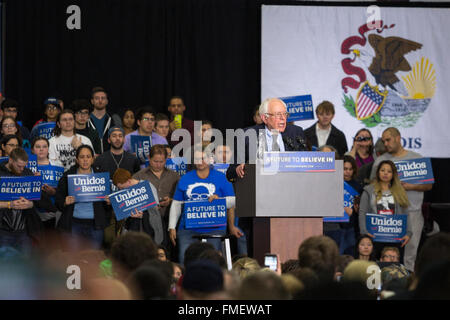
[324,181,359,223]
[263,151,335,173]
[212,163,230,175]
[166,157,188,176]
[30,122,56,140]
[131,135,151,164]
[109,180,158,221]
[68,172,110,202]
[366,213,407,243]
[280,95,314,122]
[0,175,42,201]
[394,157,434,185]
[37,164,65,188]
[184,198,227,229]
[25,153,38,173]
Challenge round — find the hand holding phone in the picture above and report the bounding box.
[264,254,278,272]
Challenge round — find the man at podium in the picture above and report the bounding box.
[226,98,308,258]
[226,97,308,181]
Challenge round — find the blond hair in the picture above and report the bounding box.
[232,257,261,279]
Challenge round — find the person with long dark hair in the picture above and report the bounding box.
[122,108,136,136]
[346,128,375,168]
[355,234,376,261]
[0,135,21,157]
[56,145,110,250]
[359,160,411,261]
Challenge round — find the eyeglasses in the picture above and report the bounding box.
[265,112,289,119]
[46,105,59,111]
[382,255,398,260]
[142,117,155,122]
[354,136,372,142]
[2,124,16,129]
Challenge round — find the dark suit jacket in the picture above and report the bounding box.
[226,123,308,181]
[304,123,348,158]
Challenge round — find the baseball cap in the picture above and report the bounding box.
[108,126,125,138]
[44,97,60,106]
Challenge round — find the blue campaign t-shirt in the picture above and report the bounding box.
[174,169,235,233]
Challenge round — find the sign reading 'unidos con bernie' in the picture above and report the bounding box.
[109,180,158,221]
[68,172,110,202]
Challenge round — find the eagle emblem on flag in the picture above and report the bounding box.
[355,81,387,120]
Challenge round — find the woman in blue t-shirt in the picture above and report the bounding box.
[168,149,236,265]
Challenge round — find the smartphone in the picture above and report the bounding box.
[174,114,182,129]
[264,254,278,271]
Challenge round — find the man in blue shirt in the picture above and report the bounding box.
[168,149,237,265]
[123,107,168,168]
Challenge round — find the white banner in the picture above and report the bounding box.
[262,5,450,158]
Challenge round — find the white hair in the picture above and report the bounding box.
[259,98,287,116]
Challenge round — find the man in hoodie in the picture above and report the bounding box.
[88,86,121,153]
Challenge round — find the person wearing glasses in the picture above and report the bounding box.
[0,99,31,141]
[32,97,62,129]
[346,128,376,168]
[71,99,102,156]
[225,98,307,257]
[1,117,30,149]
[49,109,94,172]
[380,246,400,263]
[226,97,307,181]
[123,107,168,167]
[304,101,348,158]
[169,148,236,265]
[0,134,21,157]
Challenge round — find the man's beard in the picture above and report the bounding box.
[111,142,124,151]
[7,164,22,176]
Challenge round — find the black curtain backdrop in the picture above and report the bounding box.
[3,0,266,131]
[3,0,450,203]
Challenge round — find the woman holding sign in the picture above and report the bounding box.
[358,160,412,262]
[56,145,110,250]
[32,137,62,230]
[168,149,237,265]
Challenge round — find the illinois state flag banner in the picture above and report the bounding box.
[262,5,450,157]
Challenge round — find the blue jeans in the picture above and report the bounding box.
[177,228,225,266]
[70,219,104,251]
[325,228,355,255]
[0,230,33,257]
[236,227,248,255]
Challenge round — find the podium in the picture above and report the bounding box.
[234,159,343,265]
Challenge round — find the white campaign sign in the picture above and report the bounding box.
[262,5,450,157]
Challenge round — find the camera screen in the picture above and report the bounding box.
[264,255,277,271]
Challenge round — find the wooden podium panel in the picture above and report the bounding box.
[253,217,323,265]
[234,158,343,264]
